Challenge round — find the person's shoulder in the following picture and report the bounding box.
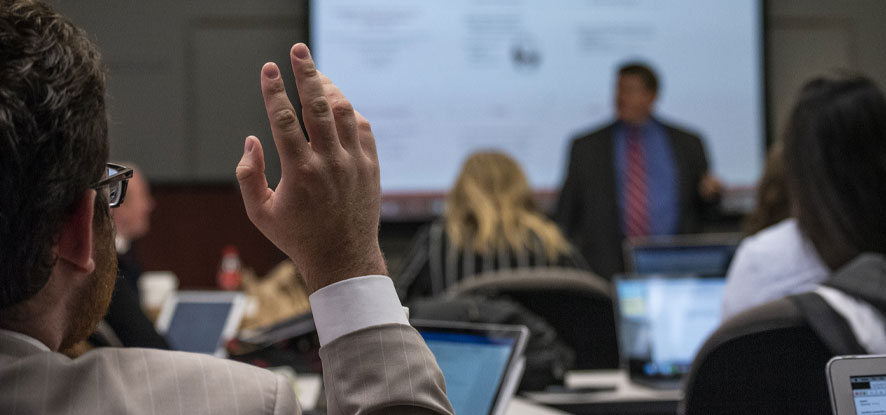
[83,348,292,413]
[89,347,276,381]
[656,118,703,141]
[743,218,802,247]
[1,347,291,414]
[402,221,441,248]
[570,121,617,148]
[734,218,818,271]
[573,121,617,141]
[424,220,448,243]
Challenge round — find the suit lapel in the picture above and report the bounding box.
[598,124,621,240]
[663,125,691,231]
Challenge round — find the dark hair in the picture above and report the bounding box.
[742,141,790,236]
[783,74,886,270]
[618,62,659,94]
[0,0,108,308]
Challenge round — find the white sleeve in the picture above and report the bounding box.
[721,240,763,321]
[309,275,410,346]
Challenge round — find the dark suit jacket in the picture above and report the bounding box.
[99,277,171,349]
[556,120,712,279]
[88,249,170,349]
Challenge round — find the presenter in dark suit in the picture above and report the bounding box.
[556,63,722,279]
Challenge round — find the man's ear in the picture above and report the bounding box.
[57,190,97,274]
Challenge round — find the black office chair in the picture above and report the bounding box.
[448,267,619,370]
[681,295,864,415]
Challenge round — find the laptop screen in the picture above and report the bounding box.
[851,375,886,414]
[630,244,737,276]
[419,328,521,415]
[156,291,246,357]
[616,276,726,378]
[166,301,234,354]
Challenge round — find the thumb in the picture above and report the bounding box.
[236,136,272,222]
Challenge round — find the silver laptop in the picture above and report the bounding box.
[614,274,726,389]
[413,320,529,415]
[828,355,886,414]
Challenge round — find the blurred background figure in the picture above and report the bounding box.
[557,62,722,280]
[396,151,589,303]
[723,73,886,322]
[113,164,155,293]
[239,261,311,330]
[680,74,886,415]
[721,141,828,320]
[740,141,791,236]
[89,164,169,349]
[782,75,886,272]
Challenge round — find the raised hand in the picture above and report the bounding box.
[236,43,387,293]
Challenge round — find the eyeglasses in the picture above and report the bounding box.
[90,163,133,208]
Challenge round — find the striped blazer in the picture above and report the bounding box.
[395,221,590,303]
[0,324,452,415]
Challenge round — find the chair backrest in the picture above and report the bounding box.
[449,267,619,369]
[681,297,837,415]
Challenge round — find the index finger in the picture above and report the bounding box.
[290,43,341,155]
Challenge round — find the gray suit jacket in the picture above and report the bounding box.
[0,323,453,414]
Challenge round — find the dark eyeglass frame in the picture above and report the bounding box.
[90,162,133,208]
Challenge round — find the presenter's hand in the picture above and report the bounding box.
[236,43,386,293]
[699,173,724,201]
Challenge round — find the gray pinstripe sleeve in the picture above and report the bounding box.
[319,324,454,415]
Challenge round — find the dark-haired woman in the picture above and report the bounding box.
[724,74,886,353]
[722,142,829,320]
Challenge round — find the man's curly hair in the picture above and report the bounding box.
[0,0,108,308]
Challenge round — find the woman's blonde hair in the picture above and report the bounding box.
[444,151,570,260]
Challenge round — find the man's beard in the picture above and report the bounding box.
[58,206,118,352]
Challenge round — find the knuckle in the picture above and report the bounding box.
[353,153,374,172]
[327,162,348,179]
[322,155,357,185]
[359,164,380,187]
[332,101,355,118]
[357,118,372,133]
[235,165,254,182]
[266,81,286,95]
[272,108,299,130]
[308,97,331,118]
[295,162,321,182]
[359,131,376,150]
[300,63,319,78]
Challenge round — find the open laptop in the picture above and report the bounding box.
[413,320,529,415]
[828,355,886,414]
[624,233,741,277]
[155,291,247,357]
[614,274,726,389]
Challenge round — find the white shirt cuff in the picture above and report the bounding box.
[309,275,410,346]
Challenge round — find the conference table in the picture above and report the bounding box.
[508,397,570,415]
[294,368,679,415]
[521,369,682,415]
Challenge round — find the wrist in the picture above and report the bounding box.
[298,245,388,293]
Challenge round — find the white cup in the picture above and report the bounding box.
[138,271,179,311]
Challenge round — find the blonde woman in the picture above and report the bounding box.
[396,151,589,302]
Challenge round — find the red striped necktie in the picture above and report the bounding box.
[624,126,650,238]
